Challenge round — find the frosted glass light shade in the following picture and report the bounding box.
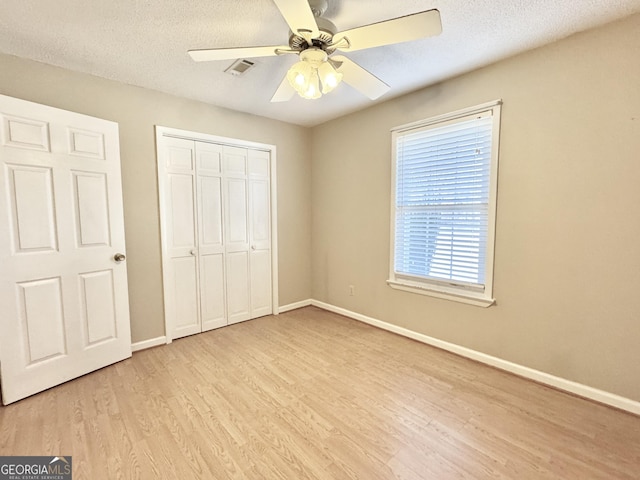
[286,48,342,99]
[318,61,343,94]
[287,60,321,99]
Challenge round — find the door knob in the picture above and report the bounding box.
[114,253,126,263]
[190,249,197,256]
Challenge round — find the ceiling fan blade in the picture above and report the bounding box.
[331,55,390,100]
[271,75,296,102]
[272,0,319,39]
[333,9,441,52]
[188,45,288,62]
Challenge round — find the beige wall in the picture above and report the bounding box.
[0,53,312,343]
[311,14,640,401]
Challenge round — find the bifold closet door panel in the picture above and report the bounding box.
[196,142,226,331]
[161,137,201,339]
[248,149,272,318]
[223,146,251,324]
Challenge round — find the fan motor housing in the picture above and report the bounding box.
[289,16,338,54]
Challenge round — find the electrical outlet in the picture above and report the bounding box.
[349,285,355,296]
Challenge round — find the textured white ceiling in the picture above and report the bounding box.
[1,0,639,126]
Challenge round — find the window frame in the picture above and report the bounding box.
[388,100,502,307]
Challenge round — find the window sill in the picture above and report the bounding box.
[387,279,495,308]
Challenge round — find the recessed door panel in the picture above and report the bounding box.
[248,151,270,177]
[168,173,195,249]
[200,253,226,331]
[166,145,193,170]
[17,277,67,364]
[68,128,105,160]
[73,171,111,247]
[226,251,250,324]
[7,165,58,253]
[2,114,50,151]
[226,178,248,245]
[223,146,247,175]
[250,179,270,244]
[197,142,222,174]
[199,151,221,172]
[250,249,272,318]
[79,270,117,346]
[171,256,200,332]
[199,176,223,247]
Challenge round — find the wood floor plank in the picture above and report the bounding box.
[1,306,639,479]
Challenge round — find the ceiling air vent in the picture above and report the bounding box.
[224,59,255,76]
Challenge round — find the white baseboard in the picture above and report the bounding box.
[310,300,640,416]
[131,336,167,352]
[279,299,313,313]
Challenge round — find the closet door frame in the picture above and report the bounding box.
[155,126,279,343]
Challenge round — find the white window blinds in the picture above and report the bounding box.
[393,110,494,291]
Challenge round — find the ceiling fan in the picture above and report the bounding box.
[188,0,442,102]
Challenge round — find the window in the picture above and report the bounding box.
[388,101,501,307]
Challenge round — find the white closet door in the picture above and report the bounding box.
[159,137,200,339]
[195,141,226,332]
[0,95,131,405]
[223,146,251,325]
[249,149,272,318]
[157,128,276,340]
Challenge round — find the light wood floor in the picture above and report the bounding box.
[1,306,639,479]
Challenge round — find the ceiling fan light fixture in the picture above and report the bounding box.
[286,47,342,99]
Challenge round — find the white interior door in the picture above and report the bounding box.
[0,94,132,405]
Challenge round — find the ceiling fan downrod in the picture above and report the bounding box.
[308,0,328,17]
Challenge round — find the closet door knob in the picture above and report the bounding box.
[114,253,126,262]
[190,249,197,256]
